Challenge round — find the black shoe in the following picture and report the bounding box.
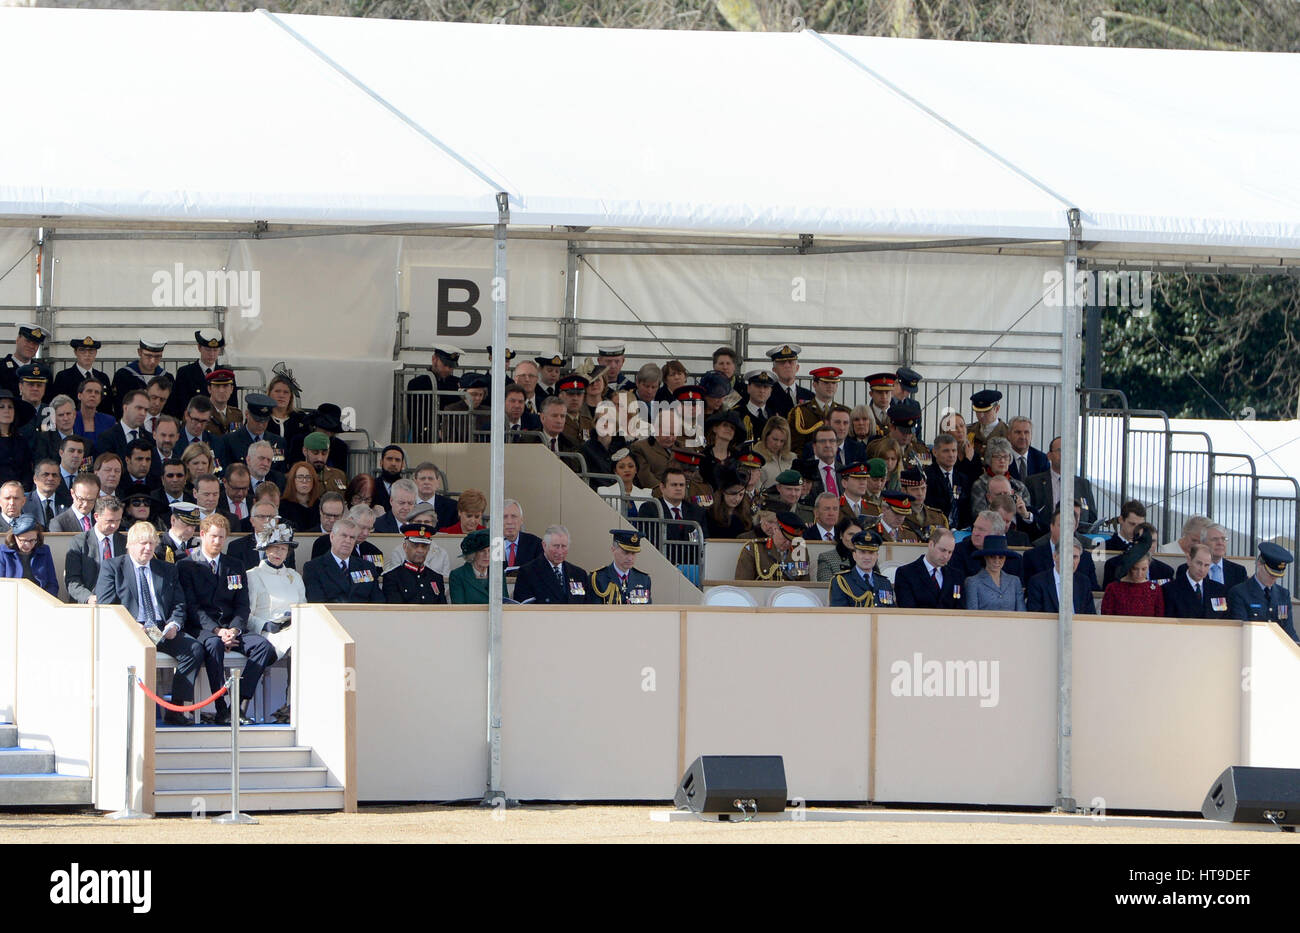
[214,713,231,726]
[239,714,256,726]
[162,712,189,727]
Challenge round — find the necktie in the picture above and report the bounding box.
[102,537,112,560]
[507,541,516,567]
[931,567,940,589]
[211,558,219,575]
[1210,563,1223,584]
[137,566,156,622]
[1018,456,1027,478]
[824,465,837,496]
[825,531,833,542]
[550,437,557,452]
[44,499,54,524]
[128,429,137,442]
[672,507,681,520]
[82,515,91,532]
[554,564,564,586]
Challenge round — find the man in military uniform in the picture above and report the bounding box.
[596,344,634,393]
[860,458,888,520]
[900,467,948,542]
[0,322,46,397]
[672,383,706,447]
[836,460,874,523]
[735,511,811,581]
[381,521,449,604]
[763,469,814,525]
[406,344,461,442]
[891,366,925,439]
[828,529,896,608]
[968,389,1011,460]
[733,370,774,443]
[863,372,897,440]
[52,336,112,410]
[111,333,167,419]
[217,394,286,468]
[533,354,565,406]
[167,329,234,418]
[441,372,491,442]
[789,366,842,453]
[205,368,243,437]
[873,490,922,543]
[303,431,348,496]
[158,502,200,563]
[589,529,653,604]
[14,362,51,431]
[1228,542,1296,640]
[765,345,812,417]
[630,410,677,491]
[556,372,594,447]
[665,445,714,509]
[887,399,933,471]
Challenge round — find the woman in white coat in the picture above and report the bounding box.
[246,518,305,723]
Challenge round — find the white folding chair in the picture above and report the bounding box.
[703,585,759,607]
[767,586,823,608]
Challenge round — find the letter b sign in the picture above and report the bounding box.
[438,279,482,337]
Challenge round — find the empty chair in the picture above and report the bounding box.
[703,585,759,607]
[767,586,822,608]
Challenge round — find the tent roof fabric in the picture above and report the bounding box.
[2,9,1298,254]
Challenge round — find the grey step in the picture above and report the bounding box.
[0,748,56,774]
[0,725,16,747]
[0,775,93,806]
[156,766,330,792]
[155,746,312,769]
[153,785,345,813]
[155,725,296,749]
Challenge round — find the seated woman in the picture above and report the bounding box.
[700,412,742,490]
[866,437,903,491]
[596,448,653,518]
[817,515,865,582]
[655,360,689,402]
[0,390,32,488]
[849,405,879,444]
[970,437,1030,507]
[963,534,1026,611]
[246,518,303,724]
[264,368,311,442]
[0,514,59,597]
[122,492,159,533]
[180,442,215,494]
[828,529,895,607]
[440,488,485,534]
[756,416,795,488]
[449,529,506,604]
[1100,529,1165,617]
[72,377,115,451]
[703,466,752,538]
[93,452,124,501]
[280,461,322,531]
[344,473,379,515]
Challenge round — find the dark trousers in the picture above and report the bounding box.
[156,632,205,704]
[200,632,277,715]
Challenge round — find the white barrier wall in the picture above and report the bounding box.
[92,605,155,813]
[1240,621,1300,768]
[0,581,15,723]
[293,605,358,812]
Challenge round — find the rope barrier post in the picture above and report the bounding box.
[107,664,151,821]
[213,674,257,825]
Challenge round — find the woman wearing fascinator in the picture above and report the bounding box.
[246,517,304,722]
[265,362,311,442]
[1100,526,1165,618]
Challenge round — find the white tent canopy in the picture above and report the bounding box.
[2,9,1299,256]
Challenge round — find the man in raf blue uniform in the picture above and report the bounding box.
[0,322,46,397]
[381,521,449,605]
[111,332,167,419]
[829,529,896,608]
[589,529,653,604]
[217,393,286,469]
[1228,542,1295,641]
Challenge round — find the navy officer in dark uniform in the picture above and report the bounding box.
[111,332,167,419]
[52,335,113,410]
[381,521,449,604]
[1228,542,1295,640]
[828,529,896,608]
[589,529,653,604]
[0,322,46,397]
[891,366,924,439]
[217,393,286,468]
[406,344,461,443]
[167,328,234,418]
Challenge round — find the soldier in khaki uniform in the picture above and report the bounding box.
[557,372,594,447]
[900,466,948,542]
[886,399,933,471]
[788,366,843,453]
[205,368,243,437]
[630,413,676,491]
[763,469,814,525]
[835,460,874,524]
[303,432,347,495]
[857,458,889,522]
[661,445,714,509]
[863,372,897,441]
[872,490,922,543]
[968,389,1011,461]
[735,511,811,582]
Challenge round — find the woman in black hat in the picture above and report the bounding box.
[1100,528,1165,617]
[704,466,753,539]
[964,534,1026,611]
[265,366,311,442]
[701,412,742,490]
[817,515,865,582]
[0,390,31,487]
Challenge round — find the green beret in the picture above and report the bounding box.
[868,458,887,478]
[775,469,803,486]
[303,431,331,452]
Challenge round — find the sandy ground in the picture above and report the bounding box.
[2,804,1297,844]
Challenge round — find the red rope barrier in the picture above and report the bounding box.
[135,677,228,713]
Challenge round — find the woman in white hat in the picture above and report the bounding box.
[246,518,304,722]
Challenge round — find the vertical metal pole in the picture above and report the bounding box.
[214,675,257,824]
[561,244,579,362]
[484,192,510,805]
[1055,211,1082,813]
[107,665,151,820]
[35,227,55,346]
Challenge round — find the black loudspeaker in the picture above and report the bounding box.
[674,755,787,815]
[1202,766,1300,825]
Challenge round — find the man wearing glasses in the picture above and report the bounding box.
[49,475,101,533]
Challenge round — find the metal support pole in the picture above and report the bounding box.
[483,192,512,808]
[563,244,580,361]
[1055,211,1082,813]
[107,665,151,820]
[729,322,748,364]
[35,227,55,342]
[213,674,257,824]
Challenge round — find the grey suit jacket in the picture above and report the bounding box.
[49,508,95,534]
[64,528,126,603]
[21,488,72,529]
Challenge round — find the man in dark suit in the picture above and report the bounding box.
[1102,523,1174,589]
[1103,500,1147,553]
[501,499,543,571]
[49,475,100,534]
[512,525,590,604]
[175,396,219,461]
[302,517,385,604]
[1025,436,1098,530]
[50,336,113,412]
[217,394,286,469]
[64,496,126,604]
[1022,505,1100,595]
[1182,523,1248,591]
[412,463,459,530]
[94,388,152,460]
[178,514,275,725]
[894,529,963,609]
[1164,543,1231,619]
[1228,543,1295,641]
[636,467,707,548]
[94,521,203,725]
[21,459,71,528]
[503,384,543,439]
[796,426,846,504]
[1006,417,1050,483]
[925,433,971,531]
[166,329,233,419]
[371,444,407,514]
[1026,538,1098,614]
[949,511,1024,584]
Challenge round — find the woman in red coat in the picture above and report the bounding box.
[1101,529,1165,618]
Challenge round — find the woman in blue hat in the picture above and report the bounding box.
[963,534,1025,612]
[0,514,58,596]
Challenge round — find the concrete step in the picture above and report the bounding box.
[156,766,331,792]
[154,725,296,749]
[0,748,56,774]
[0,725,16,747]
[153,785,345,813]
[0,774,92,806]
[155,746,312,770]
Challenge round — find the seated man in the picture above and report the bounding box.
[383,502,451,578]
[411,461,458,530]
[828,529,895,608]
[1026,536,1098,615]
[501,498,543,571]
[179,514,276,725]
[894,528,962,609]
[64,495,124,604]
[302,517,385,604]
[381,521,448,604]
[735,511,810,582]
[21,459,71,528]
[588,529,653,604]
[512,525,589,604]
[49,473,100,533]
[1228,542,1295,640]
[227,499,296,570]
[374,477,417,534]
[94,521,204,726]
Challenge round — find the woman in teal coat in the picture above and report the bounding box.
[449,530,507,604]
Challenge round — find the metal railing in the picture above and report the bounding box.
[630,502,704,586]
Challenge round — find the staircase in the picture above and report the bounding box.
[154,724,344,814]
[0,722,92,806]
